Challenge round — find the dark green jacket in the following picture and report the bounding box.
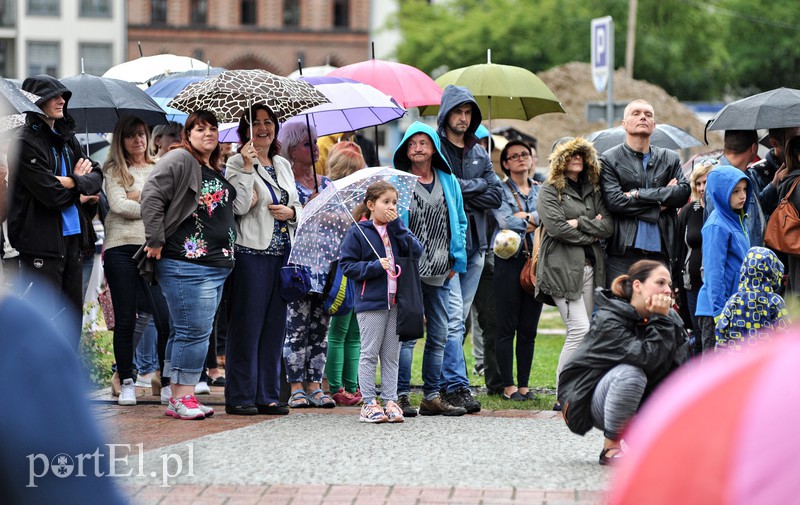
[536,138,613,301]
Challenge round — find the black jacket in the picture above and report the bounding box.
[437,85,503,253]
[7,80,102,258]
[600,143,690,265]
[557,289,689,436]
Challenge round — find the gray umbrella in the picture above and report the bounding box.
[586,124,702,153]
[0,77,41,116]
[707,88,800,132]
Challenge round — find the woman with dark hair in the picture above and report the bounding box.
[222,104,302,415]
[491,140,543,401]
[779,136,800,295]
[558,260,688,465]
[141,110,236,420]
[536,138,613,403]
[102,115,171,406]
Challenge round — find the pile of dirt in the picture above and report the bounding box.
[492,62,723,164]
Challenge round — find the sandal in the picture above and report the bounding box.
[307,388,336,409]
[288,390,310,408]
[599,447,624,466]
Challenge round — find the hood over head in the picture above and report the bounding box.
[737,246,784,293]
[546,137,602,192]
[437,85,482,139]
[706,164,752,218]
[22,75,72,108]
[393,121,452,174]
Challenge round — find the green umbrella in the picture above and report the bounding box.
[419,50,565,130]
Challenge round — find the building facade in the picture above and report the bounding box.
[127,0,371,76]
[1,0,125,79]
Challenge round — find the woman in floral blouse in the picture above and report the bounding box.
[141,110,236,421]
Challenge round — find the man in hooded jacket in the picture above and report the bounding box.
[436,85,503,413]
[7,75,102,348]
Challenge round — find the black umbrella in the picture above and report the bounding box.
[585,124,702,153]
[707,88,800,132]
[0,77,41,116]
[60,73,168,133]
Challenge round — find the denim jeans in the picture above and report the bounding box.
[443,249,484,391]
[157,258,231,386]
[397,281,452,400]
[133,315,159,375]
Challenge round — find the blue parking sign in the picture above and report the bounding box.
[591,17,613,93]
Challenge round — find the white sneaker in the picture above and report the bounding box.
[194,381,211,395]
[160,385,172,405]
[196,401,215,417]
[118,378,137,406]
[135,372,154,388]
[165,395,205,420]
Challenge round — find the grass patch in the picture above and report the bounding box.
[402,305,566,411]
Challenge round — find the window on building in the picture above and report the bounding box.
[0,0,17,27]
[0,39,14,78]
[79,0,111,18]
[284,0,299,27]
[190,0,207,25]
[79,43,112,76]
[241,0,256,25]
[27,0,58,16]
[27,41,59,76]
[151,0,167,24]
[333,0,348,28]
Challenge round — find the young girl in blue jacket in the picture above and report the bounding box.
[339,181,423,423]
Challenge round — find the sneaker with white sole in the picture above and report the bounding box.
[134,372,154,388]
[160,385,172,405]
[385,401,405,423]
[359,400,388,423]
[118,378,137,406]
[165,395,205,420]
[196,401,215,418]
[194,381,211,395]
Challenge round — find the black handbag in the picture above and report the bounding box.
[394,236,425,341]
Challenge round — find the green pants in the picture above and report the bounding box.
[325,311,360,392]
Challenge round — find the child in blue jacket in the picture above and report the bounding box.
[339,181,423,424]
[695,165,752,354]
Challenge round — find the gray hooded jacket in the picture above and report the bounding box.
[437,85,502,253]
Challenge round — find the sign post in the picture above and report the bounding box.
[591,16,614,128]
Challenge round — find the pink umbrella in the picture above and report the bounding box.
[328,56,441,109]
[609,332,800,505]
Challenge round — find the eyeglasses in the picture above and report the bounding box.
[506,152,531,162]
[694,158,719,169]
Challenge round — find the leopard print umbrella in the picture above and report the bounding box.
[167,69,329,123]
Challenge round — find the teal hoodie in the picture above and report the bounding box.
[696,165,753,317]
[393,121,468,274]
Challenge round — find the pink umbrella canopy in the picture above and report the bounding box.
[328,59,442,109]
[609,332,800,505]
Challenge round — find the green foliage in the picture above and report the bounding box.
[394,0,798,100]
[79,302,114,387]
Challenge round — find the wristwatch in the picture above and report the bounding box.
[630,189,639,199]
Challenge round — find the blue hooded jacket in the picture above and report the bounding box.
[696,165,753,317]
[393,121,468,274]
[436,85,503,253]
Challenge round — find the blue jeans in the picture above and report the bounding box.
[397,281,452,399]
[157,259,231,386]
[443,249,484,391]
[133,316,159,375]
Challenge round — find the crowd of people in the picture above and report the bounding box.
[1,74,797,464]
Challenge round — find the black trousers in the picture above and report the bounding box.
[472,253,502,393]
[605,249,669,288]
[18,235,83,349]
[493,254,543,389]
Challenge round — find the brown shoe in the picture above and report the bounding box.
[418,396,467,416]
[110,371,121,397]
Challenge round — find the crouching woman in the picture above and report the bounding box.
[557,260,689,466]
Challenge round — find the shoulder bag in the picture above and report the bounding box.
[765,177,800,255]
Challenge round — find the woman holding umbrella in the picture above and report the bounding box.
[277,121,335,408]
[223,103,302,415]
[141,110,236,420]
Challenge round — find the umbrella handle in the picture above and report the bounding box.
[387,264,401,280]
